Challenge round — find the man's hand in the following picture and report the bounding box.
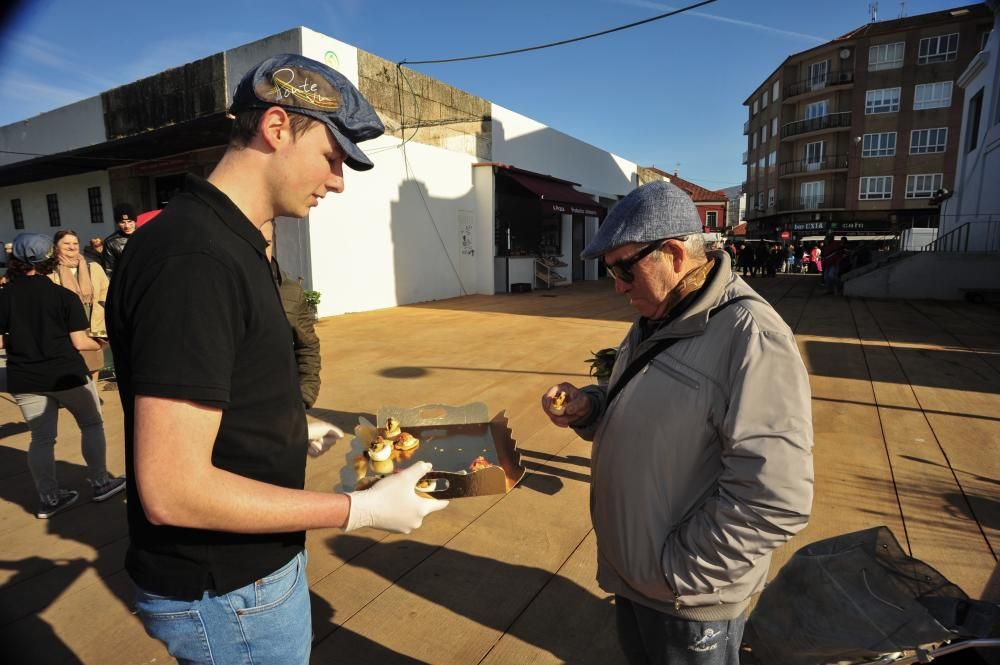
[306,418,344,457]
[345,462,449,533]
[542,383,592,428]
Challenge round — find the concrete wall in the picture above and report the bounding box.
[303,130,480,317]
[0,171,114,239]
[0,97,106,169]
[940,8,1000,247]
[843,251,1000,300]
[490,104,636,199]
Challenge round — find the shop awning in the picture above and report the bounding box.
[502,170,603,217]
[801,234,897,242]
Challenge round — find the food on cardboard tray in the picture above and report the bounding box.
[548,390,567,416]
[371,457,394,475]
[383,417,402,441]
[468,455,492,473]
[394,431,420,451]
[367,436,393,462]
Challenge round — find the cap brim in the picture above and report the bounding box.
[323,121,375,171]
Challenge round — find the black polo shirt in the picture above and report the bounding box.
[106,174,308,600]
[0,275,90,394]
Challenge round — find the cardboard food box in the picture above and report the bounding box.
[340,403,525,499]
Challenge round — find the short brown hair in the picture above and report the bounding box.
[229,110,320,148]
[6,254,57,277]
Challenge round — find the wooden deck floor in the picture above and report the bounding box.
[0,274,997,664]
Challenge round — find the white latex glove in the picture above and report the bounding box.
[307,420,344,457]
[345,462,449,533]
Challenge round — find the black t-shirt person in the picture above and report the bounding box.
[0,276,90,393]
[106,174,308,600]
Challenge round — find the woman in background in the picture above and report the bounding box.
[49,229,110,382]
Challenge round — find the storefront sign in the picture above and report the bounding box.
[780,230,790,239]
[549,202,600,217]
[791,222,826,231]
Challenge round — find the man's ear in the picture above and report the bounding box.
[258,107,292,150]
[662,238,688,271]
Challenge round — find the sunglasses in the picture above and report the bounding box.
[604,239,672,283]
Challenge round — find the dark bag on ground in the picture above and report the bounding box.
[744,526,1000,665]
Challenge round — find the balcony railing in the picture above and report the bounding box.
[785,70,854,99]
[781,112,851,140]
[777,192,846,211]
[779,154,849,177]
[742,151,748,165]
[744,120,750,135]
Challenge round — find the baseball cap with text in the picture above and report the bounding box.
[230,54,385,171]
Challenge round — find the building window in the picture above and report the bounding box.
[706,211,718,227]
[749,163,757,178]
[909,128,947,154]
[805,99,829,119]
[753,99,759,115]
[981,30,992,51]
[862,132,897,157]
[752,133,758,149]
[87,186,104,224]
[46,193,60,227]
[859,176,893,200]
[866,87,901,114]
[966,89,984,153]
[10,199,24,230]
[772,79,780,102]
[868,42,905,70]
[762,91,769,109]
[756,192,765,210]
[905,173,943,199]
[808,60,830,90]
[805,141,825,169]
[767,188,775,209]
[918,33,959,64]
[758,157,765,172]
[768,150,777,169]
[771,117,778,135]
[762,125,768,143]
[801,181,825,208]
[914,81,953,110]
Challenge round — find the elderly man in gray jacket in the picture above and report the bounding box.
[542,180,814,665]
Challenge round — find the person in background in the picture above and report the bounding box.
[50,230,110,383]
[83,237,104,265]
[260,221,320,410]
[106,54,447,664]
[1,241,12,286]
[0,234,125,519]
[541,181,813,665]
[101,204,137,274]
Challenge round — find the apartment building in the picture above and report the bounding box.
[742,3,994,241]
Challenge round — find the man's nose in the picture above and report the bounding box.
[613,276,630,294]
[326,162,345,193]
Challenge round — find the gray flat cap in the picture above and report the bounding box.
[581,180,702,259]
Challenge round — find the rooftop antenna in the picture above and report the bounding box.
[674,161,681,175]
[869,0,878,22]
[899,1,905,18]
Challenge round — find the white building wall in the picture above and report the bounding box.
[305,133,480,317]
[0,97,106,168]
[940,6,1000,250]
[490,104,636,199]
[0,171,114,240]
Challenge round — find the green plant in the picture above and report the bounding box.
[585,347,618,384]
[303,290,321,309]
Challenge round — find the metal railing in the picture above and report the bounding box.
[781,112,852,139]
[779,154,849,177]
[743,120,750,135]
[920,218,1000,252]
[785,70,854,98]
[742,151,748,165]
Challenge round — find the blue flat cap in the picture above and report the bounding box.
[230,54,385,171]
[12,233,53,265]
[581,181,703,259]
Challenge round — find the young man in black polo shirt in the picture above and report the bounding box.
[106,54,448,664]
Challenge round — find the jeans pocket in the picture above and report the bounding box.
[231,552,312,664]
[134,591,213,664]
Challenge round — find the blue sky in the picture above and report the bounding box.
[0,0,975,189]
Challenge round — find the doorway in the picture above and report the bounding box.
[572,216,585,280]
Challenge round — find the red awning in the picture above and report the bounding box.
[503,171,602,217]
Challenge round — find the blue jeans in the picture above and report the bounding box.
[134,550,311,665]
[615,595,746,665]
